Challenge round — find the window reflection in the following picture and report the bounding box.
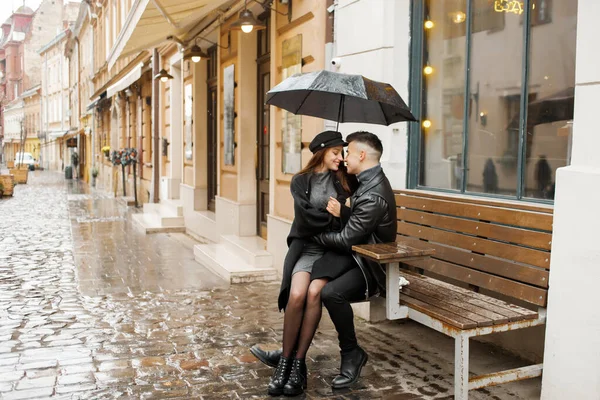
[524,1,576,200]
[417,0,577,201]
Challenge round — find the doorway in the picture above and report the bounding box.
[207,46,218,212]
[256,22,270,239]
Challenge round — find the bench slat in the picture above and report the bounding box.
[396,189,553,214]
[402,288,494,327]
[399,272,538,321]
[417,242,549,289]
[396,194,553,232]
[404,257,548,307]
[398,222,551,269]
[399,295,478,329]
[402,281,510,325]
[398,208,552,251]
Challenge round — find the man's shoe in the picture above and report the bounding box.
[250,345,282,368]
[283,358,307,396]
[331,346,368,389]
[267,356,292,396]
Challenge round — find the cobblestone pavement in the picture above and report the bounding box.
[0,171,542,399]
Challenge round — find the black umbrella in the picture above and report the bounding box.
[266,70,416,129]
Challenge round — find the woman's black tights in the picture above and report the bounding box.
[282,272,328,359]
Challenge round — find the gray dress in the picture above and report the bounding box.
[292,172,338,275]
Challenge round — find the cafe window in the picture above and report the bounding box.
[409,0,577,201]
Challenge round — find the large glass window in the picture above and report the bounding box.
[412,0,577,201]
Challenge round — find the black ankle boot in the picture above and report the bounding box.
[250,345,282,368]
[283,358,307,396]
[331,346,368,389]
[267,356,292,396]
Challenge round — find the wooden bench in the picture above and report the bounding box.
[353,189,553,399]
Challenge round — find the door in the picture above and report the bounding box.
[206,46,218,212]
[257,24,270,239]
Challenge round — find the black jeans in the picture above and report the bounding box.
[321,266,369,353]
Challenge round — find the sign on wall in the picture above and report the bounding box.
[281,35,302,174]
[223,64,235,165]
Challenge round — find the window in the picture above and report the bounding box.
[410,0,577,201]
[105,12,110,57]
[112,1,117,51]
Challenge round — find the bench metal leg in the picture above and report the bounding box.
[455,334,469,400]
[386,262,408,320]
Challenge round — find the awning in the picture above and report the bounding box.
[107,62,144,98]
[48,130,69,139]
[108,0,231,70]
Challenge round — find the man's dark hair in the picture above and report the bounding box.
[346,131,383,158]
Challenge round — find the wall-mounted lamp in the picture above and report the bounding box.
[479,112,487,127]
[184,44,209,63]
[230,0,266,33]
[423,63,434,75]
[154,69,174,83]
[422,119,432,129]
[452,11,466,24]
[184,35,229,63]
[424,16,434,29]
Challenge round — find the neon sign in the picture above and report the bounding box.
[494,0,524,14]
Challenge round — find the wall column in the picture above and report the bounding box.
[541,0,600,398]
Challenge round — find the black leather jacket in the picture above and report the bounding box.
[314,165,397,299]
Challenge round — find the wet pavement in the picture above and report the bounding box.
[0,171,542,399]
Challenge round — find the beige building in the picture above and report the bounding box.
[39,30,71,172]
[91,0,334,283]
[22,85,41,160]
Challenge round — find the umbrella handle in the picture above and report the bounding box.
[336,95,345,132]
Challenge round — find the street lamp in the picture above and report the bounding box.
[154,69,173,83]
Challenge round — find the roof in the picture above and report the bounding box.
[38,29,69,54]
[20,85,41,98]
[15,6,34,15]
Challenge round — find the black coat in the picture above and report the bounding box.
[278,170,356,311]
[314,166,397,300]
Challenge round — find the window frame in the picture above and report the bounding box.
[407,0,557,205]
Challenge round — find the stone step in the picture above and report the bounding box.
[117,196,137,207]
[185,210,218,243]
[131,213,185,234]
[143,201,183,218]
[220,234,273,268]
[193,243,277,284]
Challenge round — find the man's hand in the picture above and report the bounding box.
[326,197,341,217]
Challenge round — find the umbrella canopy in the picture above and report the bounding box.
[266,70,416,126]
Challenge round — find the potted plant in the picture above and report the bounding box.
[0,181,4,197]
[101,146,111,159]
[91,166,99,187]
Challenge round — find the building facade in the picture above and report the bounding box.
[39,30,71,171]
[34,0,600,396]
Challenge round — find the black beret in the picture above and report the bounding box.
[308,131,347,154]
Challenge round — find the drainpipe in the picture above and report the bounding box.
[152,48,159,203]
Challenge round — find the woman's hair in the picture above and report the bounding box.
[296,147,353,193]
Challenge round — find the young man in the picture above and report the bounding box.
[251,131,397,389]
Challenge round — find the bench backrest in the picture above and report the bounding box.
[395,190,553,308]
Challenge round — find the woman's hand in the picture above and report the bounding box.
[326,197,341,217]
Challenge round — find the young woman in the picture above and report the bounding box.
[267,130,358,396]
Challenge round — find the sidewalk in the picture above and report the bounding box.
[0,171,542,399]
